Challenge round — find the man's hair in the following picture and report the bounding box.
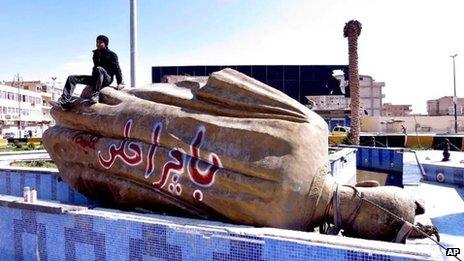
[96,35,109,46]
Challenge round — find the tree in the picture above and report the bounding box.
[344,20,362,145]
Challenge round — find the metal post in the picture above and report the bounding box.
[130,0,137,88]
[15,73,22,138]
[451,54,458,133]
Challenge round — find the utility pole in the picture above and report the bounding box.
[451,54,458,134]
[14,73,22,138]
[51,77,57,101]
[130,0,137,88]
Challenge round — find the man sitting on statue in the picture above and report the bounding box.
[54,35,125,110]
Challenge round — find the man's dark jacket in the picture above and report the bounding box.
[92,48,124,85]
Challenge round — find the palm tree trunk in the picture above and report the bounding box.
[344,20,362,145]
[348,35,360,145]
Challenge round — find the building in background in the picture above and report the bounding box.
[151,66,388,130]
[152,65,350,104]
[153,65,353,129]
[335,75,385,117]
[427,96,464,116]
[306,95,351,129]
[308,74,384,129]
[0,80,62,138]
[382,103,412,116]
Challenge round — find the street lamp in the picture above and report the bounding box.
[451,54,458,134]
[130,0,137,88]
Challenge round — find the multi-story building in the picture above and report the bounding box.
[427,96,464,116]
[0,80,62,138]
[306,95,350,111]
[382,103,412,116]
[307,74,384,129]
[334,75,385,116]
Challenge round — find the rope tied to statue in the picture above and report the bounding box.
[343,186,457,260]
[318,184,458,260]
[320,183,363,236]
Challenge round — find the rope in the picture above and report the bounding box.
[327,184,342,235]
[342,185,364,229]
[320,185,460,260]
[343,186,461,261]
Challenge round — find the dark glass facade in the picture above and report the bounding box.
[152,65,350,104]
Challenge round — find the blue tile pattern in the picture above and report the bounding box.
[0,203,430,261]
[0,164,436,260]
[0,169,93,206]
[422,164,464,186]
[13,209,48,260]
[129,224,182,260]
[355,147,404,187]
[356,148,403,173]
[65,215,106,260]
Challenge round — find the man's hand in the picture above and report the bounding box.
[116,84,126,90]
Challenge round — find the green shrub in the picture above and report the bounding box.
[28,143,36,150]
[409,144,430,151]
[13,140,22,149]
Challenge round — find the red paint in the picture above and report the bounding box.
[153,149,184,189]
[187,127,222,187]
[97,120,223,195]
[193,189,203,201]
[175,184,182,195]
[97,120,143,169]
[73,133,100,150]
[144,123,163,178]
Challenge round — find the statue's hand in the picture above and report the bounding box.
[409,222,440,241]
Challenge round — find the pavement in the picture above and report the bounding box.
[0,150,50,167]
[404,150,464,260]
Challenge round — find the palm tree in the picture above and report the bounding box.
[344,20,362,145]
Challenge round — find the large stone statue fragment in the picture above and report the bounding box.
[44,68,429,242]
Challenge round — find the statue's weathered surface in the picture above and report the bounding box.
[44,68,426,242]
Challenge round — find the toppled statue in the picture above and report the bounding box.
[44,68,434,242]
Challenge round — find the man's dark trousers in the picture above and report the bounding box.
[61,66,112,102]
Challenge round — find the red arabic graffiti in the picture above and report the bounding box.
[152,148,184,189]
[144,122,163,178]
[97,119,223,197]
[97,120,143,169]
[73,133,100,150]
[187,126,222,187]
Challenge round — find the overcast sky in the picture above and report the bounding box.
[1,0,463,113]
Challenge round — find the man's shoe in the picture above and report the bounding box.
[89,93,100,104]
[49,100,72,110]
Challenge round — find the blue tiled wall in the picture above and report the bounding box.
[422,164,464,186]
[0,169,92,206]
[356,147,404,187]
[356,147,404,173]
[0,204,428,261]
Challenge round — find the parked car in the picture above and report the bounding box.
[331,126,350,135]
[3,132,15,139]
